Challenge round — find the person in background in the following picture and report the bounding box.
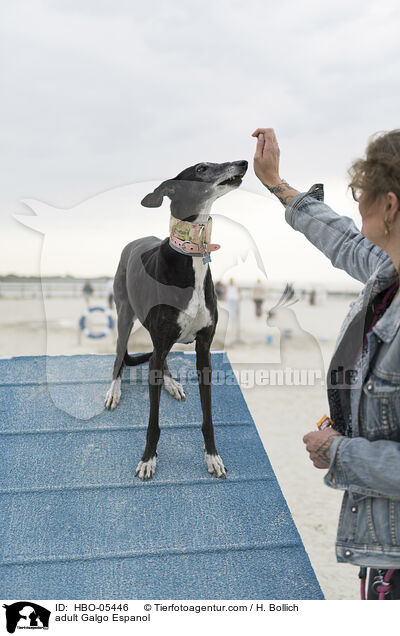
[214,280,226,301]
[253,126,400,599]
[106,278,114,309]
[82,280,94,306]
[225,278,239,319]
[252,278,267,317]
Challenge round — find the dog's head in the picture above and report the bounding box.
[141,160,248,220]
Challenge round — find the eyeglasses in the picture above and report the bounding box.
[351,187,362,202]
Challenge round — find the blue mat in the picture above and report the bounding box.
[0,352,323,599]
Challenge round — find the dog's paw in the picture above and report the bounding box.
[205,453,227,479]
[104,378,121,410]
[164,375,186,401]
[135,456,157,481]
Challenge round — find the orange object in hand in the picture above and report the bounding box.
[316,414,333,430]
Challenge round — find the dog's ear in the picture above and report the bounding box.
[141,180,175,208]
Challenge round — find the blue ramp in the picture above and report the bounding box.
[0,352,323,599]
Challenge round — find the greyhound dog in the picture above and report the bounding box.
[105,159,248,480]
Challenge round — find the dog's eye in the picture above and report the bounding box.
[196,165,207,173]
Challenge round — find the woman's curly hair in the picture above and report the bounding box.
[348,130,400,203]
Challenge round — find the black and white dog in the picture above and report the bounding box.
[105,160,248,480]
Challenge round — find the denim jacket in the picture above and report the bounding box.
[285,184,400,568]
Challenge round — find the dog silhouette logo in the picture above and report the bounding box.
[3,602,51,633]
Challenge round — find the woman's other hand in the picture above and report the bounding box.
[303,428,342,469]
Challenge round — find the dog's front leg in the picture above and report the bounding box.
[135,349,166,481]
[195,334,227,479]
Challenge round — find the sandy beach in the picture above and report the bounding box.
[0,289,360,599]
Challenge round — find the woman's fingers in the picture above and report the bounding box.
[252,127,275,138]
[254,132,264,159]
[252,127,280,186]
[252,128,279,159]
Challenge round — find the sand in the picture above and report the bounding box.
[0,290,360,599]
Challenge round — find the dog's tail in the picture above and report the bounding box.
[124,351,153,366]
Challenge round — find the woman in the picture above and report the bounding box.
[252,127,400,599]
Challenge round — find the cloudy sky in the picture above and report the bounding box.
[1,0,400,287]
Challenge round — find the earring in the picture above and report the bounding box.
[384,218,392,237]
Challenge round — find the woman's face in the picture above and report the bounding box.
[358,192,388,247]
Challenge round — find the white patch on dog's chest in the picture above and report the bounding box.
[177,259,212,343]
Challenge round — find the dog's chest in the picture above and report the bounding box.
[176,259,212,344]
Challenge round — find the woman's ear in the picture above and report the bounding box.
[141,180,175,207]
[387,192,400,214]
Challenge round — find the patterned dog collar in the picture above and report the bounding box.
[169,215,220,263]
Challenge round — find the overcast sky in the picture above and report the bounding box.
[1,0,400,286]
